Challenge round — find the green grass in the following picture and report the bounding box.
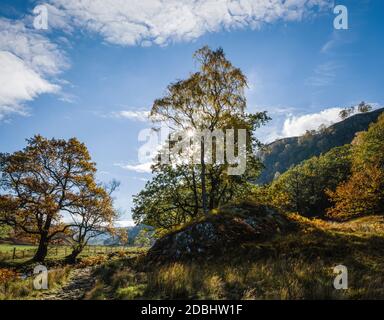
[0,244,37,252]
[0,244,147,267]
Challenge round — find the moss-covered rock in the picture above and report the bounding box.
[147,202,294,263]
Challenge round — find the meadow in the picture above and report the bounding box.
[0,244,141,265]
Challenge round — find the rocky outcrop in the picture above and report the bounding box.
[147,202,293,262]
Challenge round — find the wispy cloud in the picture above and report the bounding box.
[115,162,153,173]
[307,61,342,87]
[49,0,332,46]
[133,176,150,182]
[321,30,355,55]
[0,18,69,120]
[265,105,297,115]
[321,32,342,54]
[110,110,150,122]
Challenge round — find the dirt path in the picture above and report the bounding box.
[41,267,95,300]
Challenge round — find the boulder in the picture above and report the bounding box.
[146,202,293,262]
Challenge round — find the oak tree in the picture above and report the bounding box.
[0,135,98,262]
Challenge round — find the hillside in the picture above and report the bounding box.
[257,108,384,184]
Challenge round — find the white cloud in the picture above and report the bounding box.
[115,220,136,227]
[260,103,382,140]
[0,18,68,120]
[255,124,285,143]
[0,19,68,75]
[42,3,75,33]
[49,0,332,46]
[0,52,59,119]
[115,162,153,173]
[282,107,342,137]
[112,110,150,122]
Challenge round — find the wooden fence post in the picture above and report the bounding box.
[12,247,16,260]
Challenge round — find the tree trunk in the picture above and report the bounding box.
[209,173,217,210]
[33,233,49,262]
[191,169,199,216]
[201,138,208,215]
[65,245,83,264]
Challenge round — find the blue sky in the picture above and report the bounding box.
[1,0,383,224]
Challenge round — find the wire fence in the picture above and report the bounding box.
[0,245,133,262]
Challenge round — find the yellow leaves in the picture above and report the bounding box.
[113,228,129,246]
[151,46,248,131]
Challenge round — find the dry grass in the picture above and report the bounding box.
[86,215,384,300]
[4,215,377,300]
[0,267,71,300]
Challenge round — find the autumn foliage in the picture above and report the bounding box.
[327,114,384,219]
[255,112,384,220]
[0,135,117,262]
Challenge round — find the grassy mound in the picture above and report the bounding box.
[86,214,384,300]
[146,202,293,263]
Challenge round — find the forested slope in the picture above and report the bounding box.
[258,108,384,184]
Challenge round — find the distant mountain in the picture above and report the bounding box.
[88,224,151,246]
[257,108,384,184]
[125,224,150,245]
[87,233,111,246]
